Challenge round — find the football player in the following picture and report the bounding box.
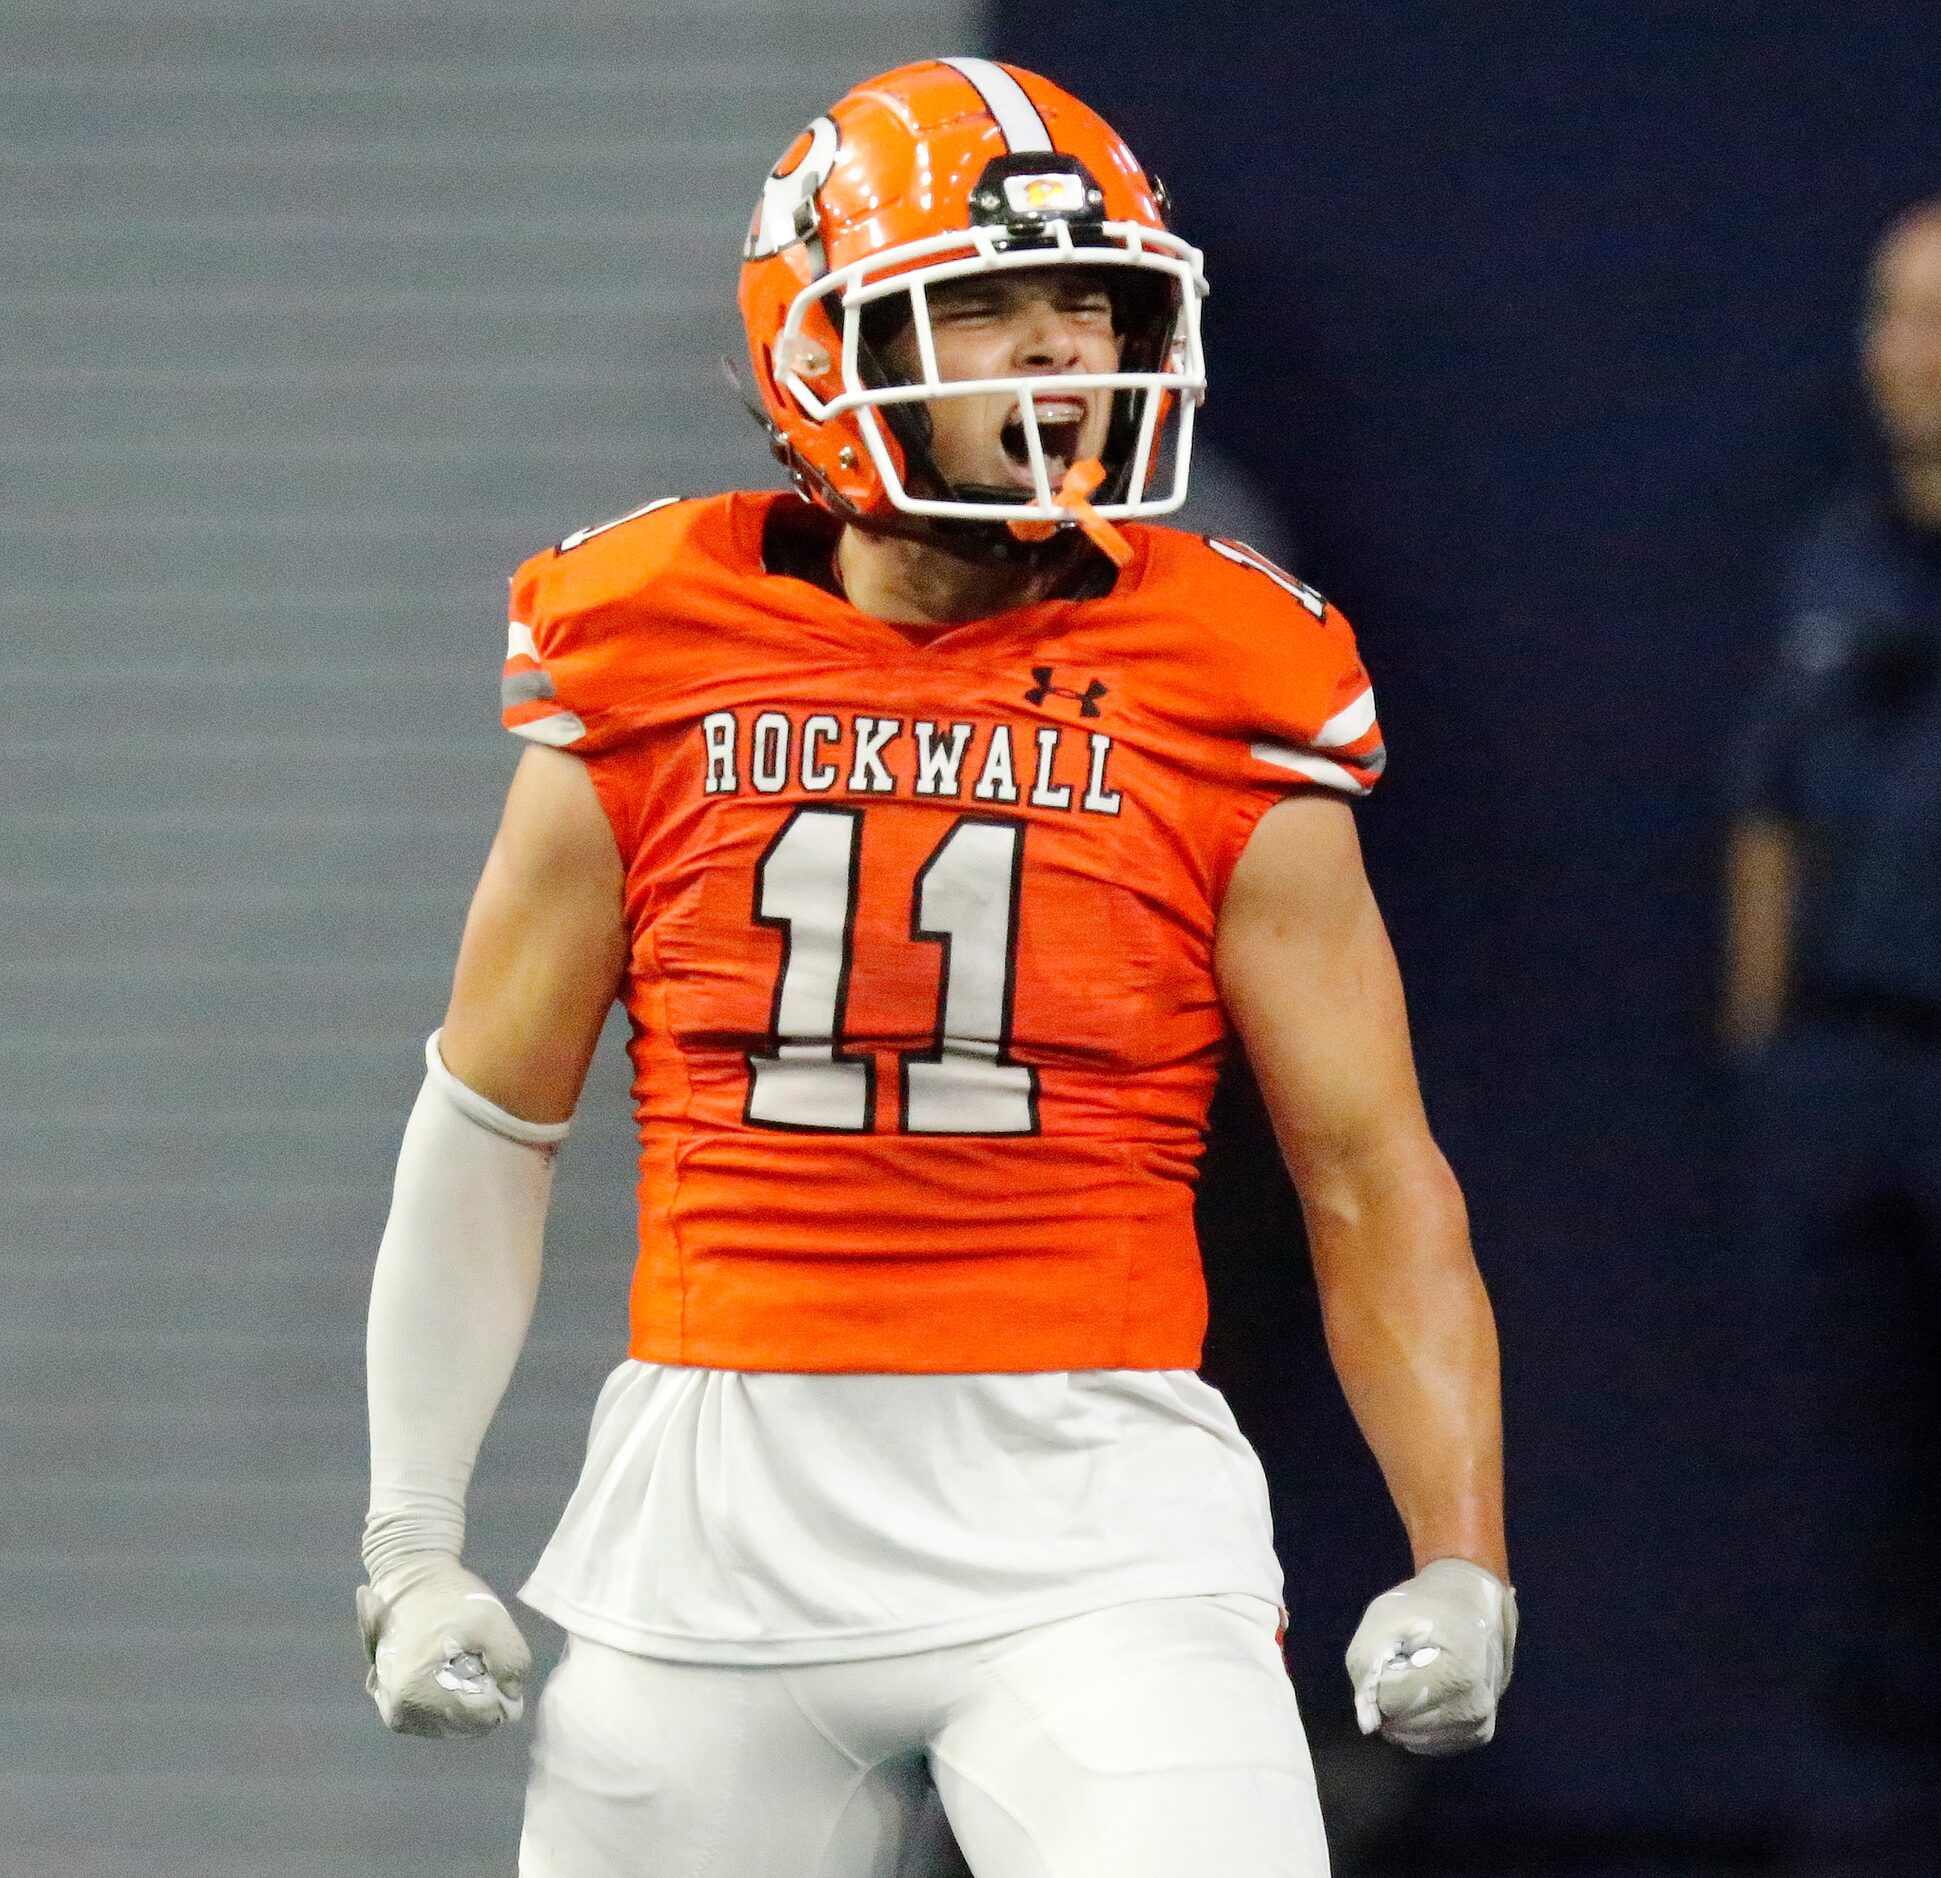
[360,58,1514,1878]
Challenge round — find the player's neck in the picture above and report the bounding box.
[836,525,1058,630]
[1892,452,1941,533]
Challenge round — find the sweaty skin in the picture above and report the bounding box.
[442,277,1508,1588]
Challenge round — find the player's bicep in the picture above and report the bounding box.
[1214,793,1432,1183]
[440,745,627,1125]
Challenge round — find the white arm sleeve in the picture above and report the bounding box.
[361,1031,568,1586]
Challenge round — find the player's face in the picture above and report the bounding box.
[1867,213,1941,457]
[882,268,1123,494]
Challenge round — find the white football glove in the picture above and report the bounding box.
[356,1556,531,1737]
[1344,1557,1517,1755]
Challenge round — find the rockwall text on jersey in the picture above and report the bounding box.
[502,493,1383,1372]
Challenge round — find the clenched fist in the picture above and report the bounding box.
[1345,1557,1516,1755]
[357,1556,531,1737]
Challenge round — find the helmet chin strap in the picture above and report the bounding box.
[1005,458,1134,566]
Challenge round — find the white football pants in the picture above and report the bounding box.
[519,1594,1329,1878]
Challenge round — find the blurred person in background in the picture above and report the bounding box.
[1723,200,1941,1874]
[354,58,1513,1878]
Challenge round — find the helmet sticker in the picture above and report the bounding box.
[967,154,1108,236]
[1004,172,1089,216]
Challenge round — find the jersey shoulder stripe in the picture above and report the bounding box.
[502,493,738,749]
[555,493,684,554]
[1137,527,1386,797]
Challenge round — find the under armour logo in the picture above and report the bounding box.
[1024,667,1107,717]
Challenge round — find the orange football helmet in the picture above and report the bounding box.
[737,58,1208,551]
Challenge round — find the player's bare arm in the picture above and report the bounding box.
[442,743,628,1121]
[358,746,623,1735]
[1217,792,1516,1752]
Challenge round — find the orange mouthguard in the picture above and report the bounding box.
[1006,458,1135,567]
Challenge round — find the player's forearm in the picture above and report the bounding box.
[363,1035,562,1584]
[1300,1136,1507,1580]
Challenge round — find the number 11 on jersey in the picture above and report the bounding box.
[745,808,1039,1136]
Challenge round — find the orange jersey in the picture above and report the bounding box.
[502,493,1383,1373]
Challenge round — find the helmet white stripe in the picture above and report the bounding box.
[940,57,1053,153]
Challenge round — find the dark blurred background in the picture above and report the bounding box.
[5,2,1939,1873]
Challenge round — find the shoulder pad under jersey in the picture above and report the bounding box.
[500,494,710,751]
[1148,529,1386,797]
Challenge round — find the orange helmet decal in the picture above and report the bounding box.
[737,58,1209,539]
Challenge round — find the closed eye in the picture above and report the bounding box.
[931,296,1005,325]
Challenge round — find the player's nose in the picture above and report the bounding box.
[1009,297,1089,372]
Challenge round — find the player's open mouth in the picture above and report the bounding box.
[1000,395,1088,486]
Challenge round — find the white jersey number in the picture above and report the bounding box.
[1206,535,1328,618]
[746,807,872,1131]
[746,809,1038,1135]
